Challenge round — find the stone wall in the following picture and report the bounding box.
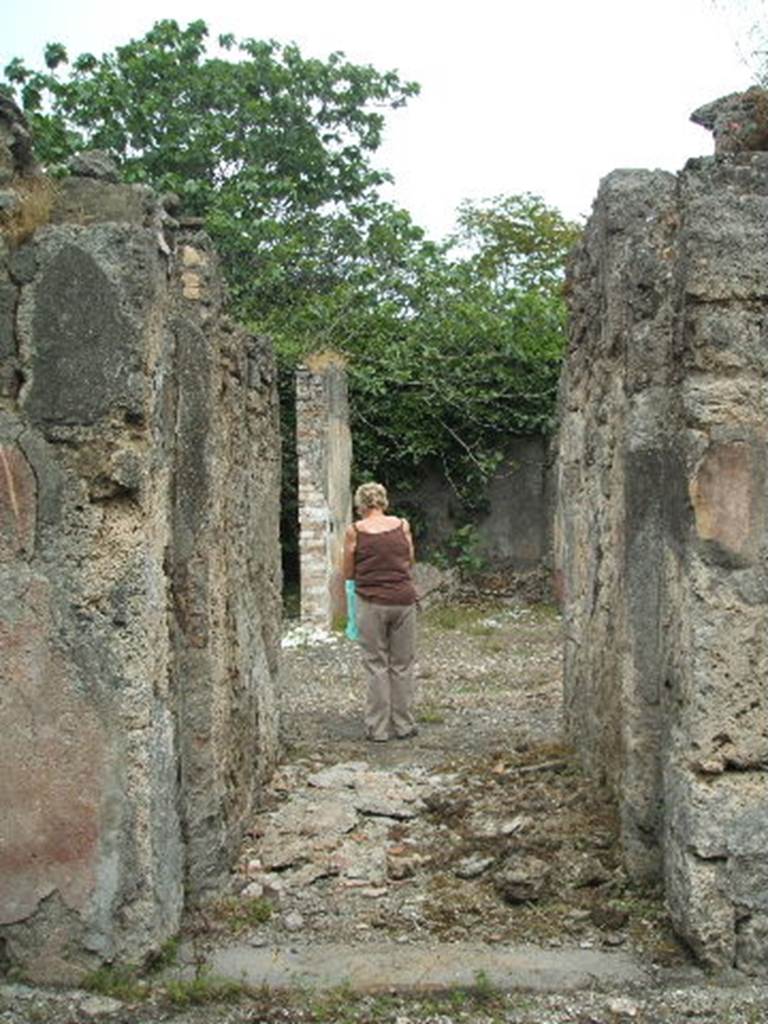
[0,109,281,981]
[556,91,768,973]
[392,436,551,569]
[295,355,352,628]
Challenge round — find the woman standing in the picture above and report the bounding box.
[343,482,418,742]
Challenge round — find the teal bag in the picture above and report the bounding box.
[345,579,359,641]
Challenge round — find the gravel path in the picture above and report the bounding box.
[280,599,564,767]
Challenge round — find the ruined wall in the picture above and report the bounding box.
[295,355,352,628]
[0,109,281,980]
[392,436,551,569]
[557,90,768,973]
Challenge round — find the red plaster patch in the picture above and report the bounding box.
[690,441,758,560]
[0,443,37,560]
[0,577,107,923]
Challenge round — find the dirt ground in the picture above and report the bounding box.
[247,595,684,959]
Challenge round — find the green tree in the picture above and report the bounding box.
[3,26,580,566]
[455,192,582,293]
[345,194,580,513]
[2,19,420,321]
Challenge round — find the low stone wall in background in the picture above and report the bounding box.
[392,435,552,571]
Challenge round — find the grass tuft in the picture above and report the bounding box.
[417,703,446,725]
[0,175,56,246]
[144,934,181,974]
[163,973,246,1007]
[425,603,502,632]
[82,963,148,1002]
[470,967,498,1004]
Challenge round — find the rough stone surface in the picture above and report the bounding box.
[556,92,768,974]
[67,149,120,183]
[0,97,37,179]
[391,436,552,569]
[493,855,551,904]
[691,87,768,156]
[0,146,281,979]
[51,178,156,228]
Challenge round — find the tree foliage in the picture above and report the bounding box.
[2,19,420,320]
[345,194,579,503]
[455,193,581,293]
[3,23,580,538]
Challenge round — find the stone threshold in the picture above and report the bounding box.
[171,940,655,993]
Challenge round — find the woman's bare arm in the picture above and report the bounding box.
[401,518,415,565]
[342,523,357,580]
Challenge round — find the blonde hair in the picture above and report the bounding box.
[354,482,388,513]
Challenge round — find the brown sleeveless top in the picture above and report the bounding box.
[354,521,417,605]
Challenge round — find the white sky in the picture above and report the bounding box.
[3,0,758,240]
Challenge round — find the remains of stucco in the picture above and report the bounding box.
[0,103,281,981]
[295,354,352,628]
[557,91,768,974]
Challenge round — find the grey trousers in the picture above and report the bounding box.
[357,597,416,740]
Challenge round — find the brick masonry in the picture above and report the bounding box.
[295,356,352,628]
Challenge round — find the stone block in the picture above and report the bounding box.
[0,572,105,927]
[21,238,146,427]
[665,769,768,970]
[51,178,155,227]
[682,193,768,300]
[681,305,768,376]
[0,279,15,359]
[181,270,202,299]
[181,245,206,267]
[736,911,768,974]
[689,440,763,565]
[0,443,36,558]
[67,150,119,183]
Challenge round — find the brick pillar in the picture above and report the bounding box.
[295,354,352,629]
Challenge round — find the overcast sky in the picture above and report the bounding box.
[3,0,758,239]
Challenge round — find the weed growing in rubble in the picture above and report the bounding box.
[302,983,509,1023]
[211,894,272,932]
[471,968,497,1002]
[144,935,181,974]
[310,981,358,1022]
[425,602,503,632]
[528,601,561,621]
[82,963,148,1002]
[163,971,246,1007]
[417,702,446,725]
